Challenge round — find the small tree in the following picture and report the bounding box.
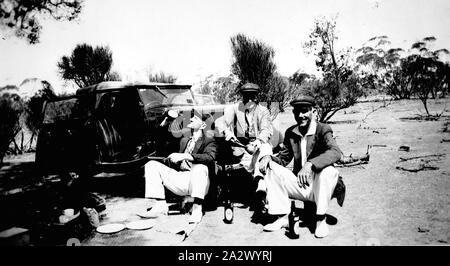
[24,80,56,149]
[303,16,366,122]
[57,43,117,88]
[268,74,290,112]
[356,36,405,97]
[306,73,365,122]
[290,72,312,87]
[198,74,239,104]
[107,71,122,82]
[403,37,450,115]
[148,71,177,83]
[0,0,83,44]
[230,33,285,119]
[404,55,435,114]
[0,92,24,164]
[197,74,214,95]
[212,75,240,104]
[384,65,413,100]
[436,62,450,98]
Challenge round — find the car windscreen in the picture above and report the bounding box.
[139,88,195,109]
[195,94,216,105]
[42,97,85,124]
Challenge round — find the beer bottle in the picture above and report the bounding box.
[224,199,234,224]
[288,201,299,239]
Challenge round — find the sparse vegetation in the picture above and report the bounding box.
[148,71,178,83]
[23,81,56,150]
[198,74,239,104]
[230,33,287,119]
[303,16,367,122]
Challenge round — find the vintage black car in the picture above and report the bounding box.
[35,81,225,175]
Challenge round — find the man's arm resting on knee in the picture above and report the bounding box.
[308,125,342,171]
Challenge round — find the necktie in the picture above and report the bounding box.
[184,137,196,154]
[181,136,195,171]
[245,109,250,138]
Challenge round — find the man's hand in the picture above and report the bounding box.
[245,139,262,155]
[245,143,257,155]
[168,153,190,164]
[258,155,272,176]
[224,130,236,141]
[297,162,314,189]
[250,139,262,149]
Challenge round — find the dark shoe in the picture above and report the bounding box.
[253,190,268,214]
[83,207,100,228]
[332,176,346,207]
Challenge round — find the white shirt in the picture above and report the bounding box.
[292,120,317,167]
[243,101,256,137]
[184,130,202,154]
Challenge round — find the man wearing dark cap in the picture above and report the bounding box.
[258,92,345,238]
[215,82,273,205]
[138,111,217,224]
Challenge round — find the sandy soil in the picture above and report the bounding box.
[1,98,449,246]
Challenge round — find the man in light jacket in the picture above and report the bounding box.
[215,83,273,209]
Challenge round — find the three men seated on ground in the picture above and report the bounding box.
[139,84,345,238]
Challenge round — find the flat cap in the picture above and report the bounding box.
[238,83,260,93]
[290,96,315,107]
[290,89,315,107]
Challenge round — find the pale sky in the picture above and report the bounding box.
[1,0,449,94]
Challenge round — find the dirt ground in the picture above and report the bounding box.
[1,98,449,246]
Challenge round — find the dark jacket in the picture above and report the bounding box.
[179,133,217,175]
[271,122,342,175]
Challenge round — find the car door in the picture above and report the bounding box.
[35,95,93,173]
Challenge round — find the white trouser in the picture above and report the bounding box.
[240,143,273,178]
[144,160,210,200]
[265,162,339,215]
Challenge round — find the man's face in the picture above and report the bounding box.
[293,106,313,128]
[241,92,258,105]
[186,115,204,130]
